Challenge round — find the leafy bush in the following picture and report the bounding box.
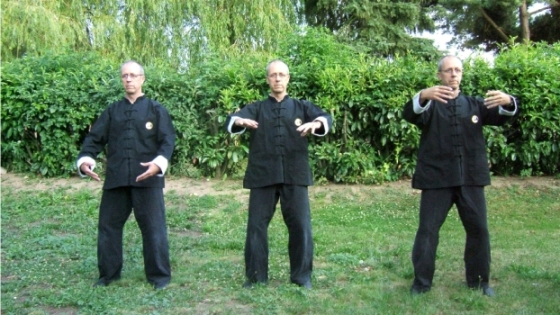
[1,32,559,181]
[1,53,119,176]
[490,43,560,176]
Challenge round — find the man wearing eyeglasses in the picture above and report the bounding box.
[403,55,518,297]
[225,59,332,289]
[77,60,176,290]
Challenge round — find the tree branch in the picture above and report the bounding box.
[529,4,558,16]
[479,8,511,42]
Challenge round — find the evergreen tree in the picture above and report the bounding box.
[301,0,442,58]
[433,0,560,52]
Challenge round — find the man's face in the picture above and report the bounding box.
[437,57,463,90]
[121,63,145,95]
[266,62,290,95]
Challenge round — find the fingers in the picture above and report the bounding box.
[136,166,153,182]
[236,118,258,129]
[80,164,101,181]
[484,90,509,108]
[136,171,150,182]
[87,170,101,181]
[422,86,456,104]
[296,124,306,134]
[297,122,315,137]
[136,162,161,182]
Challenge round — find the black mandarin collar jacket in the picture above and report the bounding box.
[226,95,332,189]
[78,96,176,189]
[403,94,518,189]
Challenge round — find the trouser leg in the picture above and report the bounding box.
[98,187,132,283]
[456,186,491,288]
[131,187,171,287]
[279,184,313,285]
[245,186,278,283]
[411,188,454,291]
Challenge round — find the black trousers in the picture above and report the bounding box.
[411,186,491,291]
[97,186,171,286]
[245,184,313,285]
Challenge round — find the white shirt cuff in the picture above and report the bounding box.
[76,156,96,177]
[227,116,246,134]
[413,92,431,114]
[152,155,168,176]
[499,97,518,116]
[312,117,329,136]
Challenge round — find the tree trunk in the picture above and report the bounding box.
[519,0,530,42]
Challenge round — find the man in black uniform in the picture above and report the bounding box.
[77,60,176,289]
[403,55,518,297]
[225,59,332,289]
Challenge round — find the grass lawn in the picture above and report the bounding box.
[1,175,559,314]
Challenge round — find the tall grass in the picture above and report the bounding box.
[1,178,559,314]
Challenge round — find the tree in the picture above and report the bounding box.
[301,0,442,59]
[433,0,560,52]
[530,0,560,43]
[1,0,297,68]
[1,0,90,60]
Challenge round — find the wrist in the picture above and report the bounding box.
[418,89,427,105]
[504,96,514,107]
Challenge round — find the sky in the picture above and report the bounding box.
[418,31,496,62]
[418,2,550,62]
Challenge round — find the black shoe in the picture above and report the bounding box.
[93,279,109,287]
[154,282,169,290]
[297,281,312,289]
[468,284,495,297]
[94,276,121,287]
[410,286,430,296]
[243,280,266,288]
[482,286,495,297]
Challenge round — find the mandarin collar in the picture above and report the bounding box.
[268,94,289,103]
[124,94,146,105]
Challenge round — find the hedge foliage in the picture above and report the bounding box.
[2,30,559,182]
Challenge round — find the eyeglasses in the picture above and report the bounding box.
[121,73,144,79]
[439,68,462,74]
[268,72,288,79]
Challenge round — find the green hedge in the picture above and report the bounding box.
[2,31,559,182]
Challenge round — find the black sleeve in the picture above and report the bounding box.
[155,103,176,160]
[78,107,111,159]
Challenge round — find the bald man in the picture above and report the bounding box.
[77,60,176,289]
[225,60,333,289]
[403,55,519,297]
